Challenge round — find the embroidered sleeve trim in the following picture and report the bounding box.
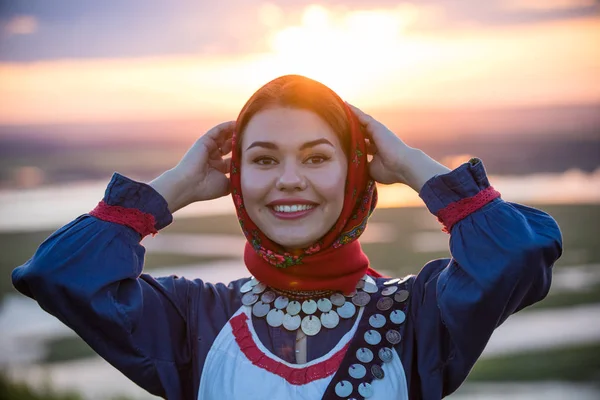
[437,186,501,233]
[89,200,159,238]
[230,313,349,385]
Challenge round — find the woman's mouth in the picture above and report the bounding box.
[269,204,317,220]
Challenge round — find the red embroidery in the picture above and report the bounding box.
[230,313,349,385]
[437,186,501,233]
[89,200,158,238]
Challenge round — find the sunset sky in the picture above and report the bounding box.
[0,0,598,126]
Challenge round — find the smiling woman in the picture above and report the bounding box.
[12,74,563,400]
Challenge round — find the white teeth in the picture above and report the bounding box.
[273,204,315,213]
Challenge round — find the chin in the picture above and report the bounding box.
[266,231,321,250]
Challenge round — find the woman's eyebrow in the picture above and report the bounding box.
[246,138,334,151]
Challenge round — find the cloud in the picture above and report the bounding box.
[3,15,38,36]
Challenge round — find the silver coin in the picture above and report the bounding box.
[355,279,365,289]
[369,313,386,329]
[356,347,374,363]
[252,282,267,294]
[364,274,376,285]
[274,296,289,310]
[386,329,402,345]
[378,347,394,363]
[266,309,284,327]
[364,329,382,345]
[286,300,301,316]
[363,281,378,294]
[377,297,394,311]
[344,290,357,298]
[240,280,254,293]
[320,311,340,329]
[261,291,276,304]
[301,315,322,336]
[352,291,371,307]
[348,363,366,379]
[337,302,356,319]
[381,286,398,296]
[390,310,406,325]
[317,298,332,313]
[358,382,374,398]
[383,278,400,286]
[394,290,410,303]
[252,301,270,318]
[334,381,353,398]
[242,292,259,306]
[282,313,301,331]
[330,293,346,307]
[302,299,317,314]
[371,364,385,380]
[249,277,259,286]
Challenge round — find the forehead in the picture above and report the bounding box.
[241,107,342,149]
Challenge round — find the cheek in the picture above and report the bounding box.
[310,163,347,205]
[241,168,272,203]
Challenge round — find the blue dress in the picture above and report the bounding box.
[11,159,563,399]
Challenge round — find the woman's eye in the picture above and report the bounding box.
[305,155,329,164]
[253,157,277,165]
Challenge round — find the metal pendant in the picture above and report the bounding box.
[317,298,333,313]
[378,347,394,363]
[383,278,400,286]
[274,296,289,310]
[286,300,301,316]
[349,363,366,379]
[385,329,402,345]
[381,285,398,296]
[320,311,340,329]
[283,313,301,331]
[266,309,284,327]
[330,293,346,307]
[394,290,410,303]
[352,291,371,307]
[301,299,318,315]
[371,364,385,380]
[390,310,406,325]
[362,281,378,294]
[356,347,374,363]
[364,329,382,345]
[240,280,254,293]
[355,279,365,289]
[334,381,353,398]
[337,301,356,319]
[358,382,374,398]
[252,301,270,318]
[376,297,393,311]
[364,274,376,285]
[344,289,357,298]
[369,313,386,329]
[301,315,322,336]
[261,291,276,304]
[252,282,267,294]
[242,292,259,306]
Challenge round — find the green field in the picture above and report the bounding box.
[2,203,599,388]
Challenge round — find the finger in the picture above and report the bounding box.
[205,121,236,140]
[209,158,229,174]
[220,138,233,155]
[345,102,375,127]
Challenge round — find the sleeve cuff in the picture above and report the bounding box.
[418,158,492,216]
[103,172,173,231]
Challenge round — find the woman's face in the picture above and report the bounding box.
[241,107,348,250]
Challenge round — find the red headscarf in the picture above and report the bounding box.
[230,77,381,294]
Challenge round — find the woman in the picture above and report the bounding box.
[12,75,562,400]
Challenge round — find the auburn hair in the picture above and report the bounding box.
[235,75,351,157]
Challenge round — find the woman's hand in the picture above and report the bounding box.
[347,103,451,192]
[150,121,235,213]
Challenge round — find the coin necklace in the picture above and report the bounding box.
[240,274,377,336]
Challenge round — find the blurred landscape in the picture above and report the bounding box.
[1,0,599,399]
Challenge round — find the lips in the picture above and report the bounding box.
[266,199,319,220]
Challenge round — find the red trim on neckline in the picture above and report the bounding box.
[437,186,501,233]
[89,200,158,238]
[230,313,349,385]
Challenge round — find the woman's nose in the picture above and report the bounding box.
[275,162,307,191]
